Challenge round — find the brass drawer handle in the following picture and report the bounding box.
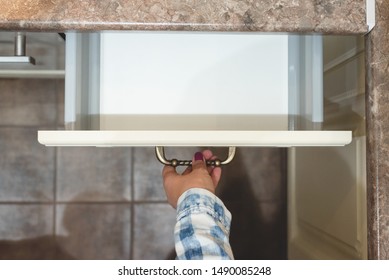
[155,146,236,167]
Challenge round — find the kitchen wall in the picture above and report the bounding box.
[0,33,286,259]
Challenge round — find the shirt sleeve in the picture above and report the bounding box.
[174,188,234,260]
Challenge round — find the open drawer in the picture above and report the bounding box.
[38,32,352,148]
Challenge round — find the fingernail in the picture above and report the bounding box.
[194,152,203,161]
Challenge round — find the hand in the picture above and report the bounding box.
[162,150,222,208]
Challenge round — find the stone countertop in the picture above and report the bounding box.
[0,0,367,33]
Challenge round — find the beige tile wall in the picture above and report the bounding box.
[0,32,286,259]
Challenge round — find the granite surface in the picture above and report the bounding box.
[366,0,389,260]
[0,0,367,33]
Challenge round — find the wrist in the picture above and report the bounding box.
[177,187,216,207]
[176,188,232,232]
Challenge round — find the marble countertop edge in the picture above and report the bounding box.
[0,20,368,34]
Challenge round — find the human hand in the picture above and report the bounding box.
[162,150,222,208]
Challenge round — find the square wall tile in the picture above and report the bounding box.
[240,148,285,201]
[133,147,198,201]
[55,204,131,259]
[0,128,55,201]
[57,147,132,202]
[0,204,55,259]
[133,148,165,201]
[226,201,286,260]
[217,148,285,202]
[0,79,57,126]
[133,203,176,259]
[0,205,53,240]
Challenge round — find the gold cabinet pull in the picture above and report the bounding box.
[155,146,236,167]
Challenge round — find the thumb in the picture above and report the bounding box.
[192,152,206,170]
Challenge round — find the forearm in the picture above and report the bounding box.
[174,188,234,260]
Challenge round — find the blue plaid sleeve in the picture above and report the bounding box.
[174,188,234,260]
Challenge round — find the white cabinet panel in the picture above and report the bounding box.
[288,137,367,259]
[38,130,351,147]
[100,33,288,116]
[288,35,366,259]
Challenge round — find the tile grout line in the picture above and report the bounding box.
[0,199,285,206]
[53,79,60,258]
[280,148,288,259]
[129,147,135,260]
[0,200,170,205]
[0,125,59,129]
[53,146,58,257]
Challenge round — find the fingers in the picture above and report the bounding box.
[162,165,176,177]
[211,166,222,187]
[191,151,206,170]
[164,150,221,187]
[202,149,213,160]
[207,155,217,174]
[203,150,220,175]
[202,149,222,187]
[162,165,177,185]
[182,166,192,175]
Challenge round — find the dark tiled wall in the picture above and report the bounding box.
[0,80,286,260]
[0,32,287,259]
